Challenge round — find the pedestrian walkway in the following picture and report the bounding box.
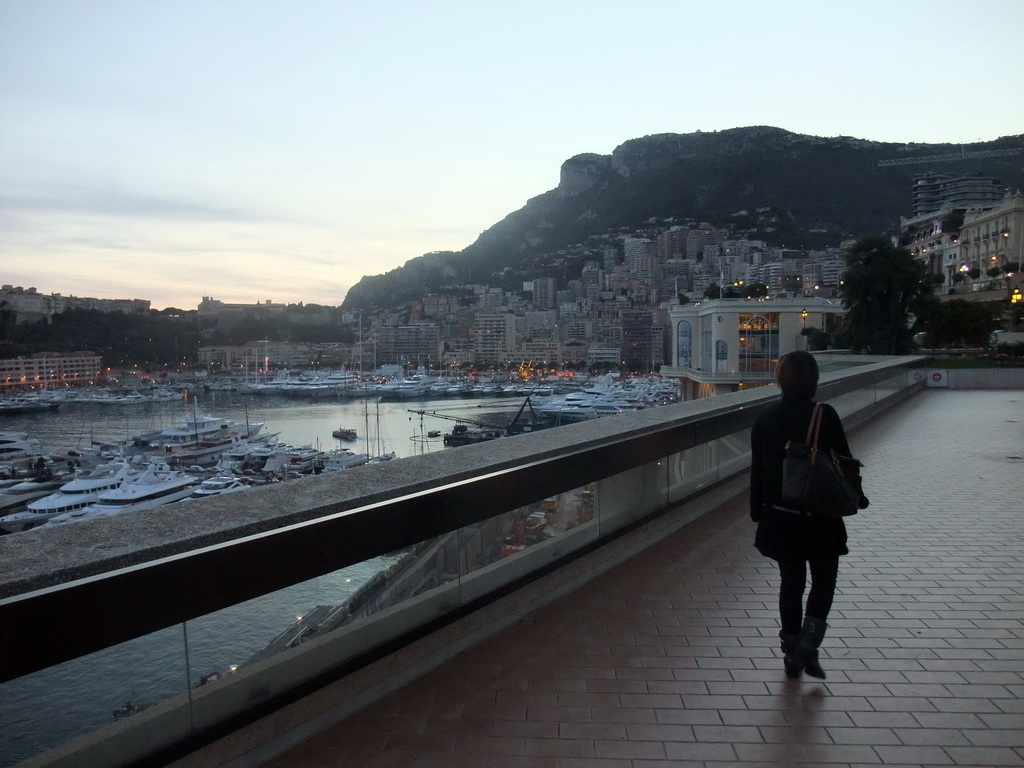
[262,389,1024,767]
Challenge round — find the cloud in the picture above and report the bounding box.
[0,180,273,224]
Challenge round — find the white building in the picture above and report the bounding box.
[662,297,846,400]
[958,191,1024,286]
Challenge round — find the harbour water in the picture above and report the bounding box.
[0,391,528,766]
[2,388,527,462]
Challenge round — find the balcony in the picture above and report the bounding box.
[3,358,1021,767]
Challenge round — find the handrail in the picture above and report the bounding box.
[0,358,917,685]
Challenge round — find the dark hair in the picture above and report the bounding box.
[775,351,818,400]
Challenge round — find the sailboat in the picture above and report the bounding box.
[369,399,396,462]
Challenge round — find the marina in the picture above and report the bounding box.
[0,377,677,765]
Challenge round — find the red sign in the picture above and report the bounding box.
[932,372,943,382]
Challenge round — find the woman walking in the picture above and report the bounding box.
[749,351,867,679]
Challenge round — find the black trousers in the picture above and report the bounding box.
[777,556,839,635]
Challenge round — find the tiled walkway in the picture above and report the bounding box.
[264,389,1024,767]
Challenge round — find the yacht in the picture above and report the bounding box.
[323,370,362,394]
[51,463,199,523]
[144,413,265,467]
[535,393,640,423]
[0,471,69,511]
[0,473,74,531]
[187,476,252,499]
[378,379,429,400]
[318,449,371,472]
[0,431,48,465]
[21,461,138,525]
[0,397,61,415]
[284,446,325,475]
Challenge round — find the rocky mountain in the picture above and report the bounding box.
[341,126,1024,310]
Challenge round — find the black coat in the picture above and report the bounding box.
[749,398,864,561]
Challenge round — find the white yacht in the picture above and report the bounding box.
[187,476,252,499]
[22,461,138,524]
[0,473,75,532]
[535,393,640,423]
[0,471,69,511]
[283,446,324,475]
[318,449,371,472]
[378,379,429,400]
[50,463,199,523]
[0,431,47,464]
[144,413,265,467]
[323,370,362,393]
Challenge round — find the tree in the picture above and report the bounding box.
[917,300,996,348]
[837,237,936,354]
[800,327,831,351]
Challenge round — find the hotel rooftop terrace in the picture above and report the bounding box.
[256,388,1024,768]
[1,372,1022,768]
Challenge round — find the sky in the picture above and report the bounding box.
[2,1,1023,311]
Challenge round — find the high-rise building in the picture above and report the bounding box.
[621,308,655,372]
[580,263,603,300]
[657,227,689,262]
[687,223,720,260]
[912,172,1004,217]
[623,237,656,274]
[532,277,557,309]
[473,312,516,364]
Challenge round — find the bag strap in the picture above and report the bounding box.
[804,403,824,449]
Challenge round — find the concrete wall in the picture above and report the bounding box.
[917,368,1024,389]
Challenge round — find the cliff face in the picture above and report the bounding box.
[341,127,1024,310]
[558,153,611,196]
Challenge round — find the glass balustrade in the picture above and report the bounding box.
[0,358,921,768]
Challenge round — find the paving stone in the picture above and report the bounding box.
[263,390,1024,768]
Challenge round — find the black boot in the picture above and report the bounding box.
[786,617,827,679]
[780,632,801,678]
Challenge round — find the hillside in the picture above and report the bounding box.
[341,126,1024,310]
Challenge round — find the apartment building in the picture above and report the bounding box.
[473,312,516,364]
[958,191,1024,282]
[1,351,106,391]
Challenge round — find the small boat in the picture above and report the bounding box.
[193,670,224,688]
[332,427,358,440]
[443,424,504,447]
[112,700,148,720]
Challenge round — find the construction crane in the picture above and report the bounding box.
[409,397,554,438]
[407,407,496,430]
[878,147,1023,167]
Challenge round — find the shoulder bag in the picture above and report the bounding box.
[780,403,863,518]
